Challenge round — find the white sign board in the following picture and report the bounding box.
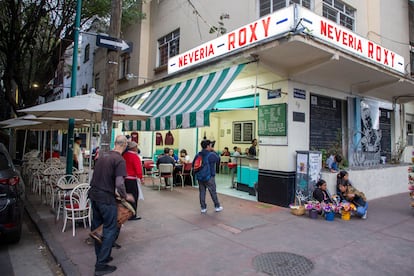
[168,6,294,74]
[298,8,405,74]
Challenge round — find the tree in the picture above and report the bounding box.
[0,0,144,119]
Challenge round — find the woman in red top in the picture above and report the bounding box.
[123,141,143,220]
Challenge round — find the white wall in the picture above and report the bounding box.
[321,165,408,201]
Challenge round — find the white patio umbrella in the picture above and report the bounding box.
[18,91,151,121]
[18,92,151,179]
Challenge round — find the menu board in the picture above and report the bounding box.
[309,94,342,150]
[258,103,287,136]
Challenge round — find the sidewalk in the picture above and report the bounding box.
[25,182,414,276]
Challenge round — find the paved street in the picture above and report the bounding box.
[25,181,414,276]
[0,212,63,276]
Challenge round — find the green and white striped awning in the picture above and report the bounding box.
[122,64,245,131]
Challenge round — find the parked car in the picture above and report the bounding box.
[0,143,24,243]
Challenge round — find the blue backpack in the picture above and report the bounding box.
[194,152,212,182]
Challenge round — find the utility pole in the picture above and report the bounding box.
[100,0,123,153]
[66,0,82,175]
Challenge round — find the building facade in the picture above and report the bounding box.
[94,0,414,206]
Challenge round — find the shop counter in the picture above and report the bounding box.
[235,156,258,195]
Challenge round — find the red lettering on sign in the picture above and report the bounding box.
[262,17,270,37]
[375,46,381,62]
[239,28,247,46]
[178,44,214,67]
[249,23,258,42]
[367,42,374,58]
[227,16,271,51]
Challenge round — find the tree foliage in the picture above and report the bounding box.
[0,0,144,118]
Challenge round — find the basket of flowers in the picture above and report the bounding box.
[289,196,306,216]
[339,202,356,220]
[305,201,321,219]
[322,203,337,221]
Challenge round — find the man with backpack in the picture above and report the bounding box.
[193,139,223,214]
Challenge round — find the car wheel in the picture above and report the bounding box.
[7,223,22,244]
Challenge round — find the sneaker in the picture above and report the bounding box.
[112,242,122,249]
[103,256,113,263]
[95,264,117,276]
[362,210,367,220]
[215,206,223,212]
[201,208,207,214]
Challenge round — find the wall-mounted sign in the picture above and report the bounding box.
[267,89,282,99]
[293,88,306,99]
[258,103,287,136]
[168,6,294,74]
[298,8,404,74]
[169,6,404,75]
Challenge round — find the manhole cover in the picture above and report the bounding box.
[253,252,313,276]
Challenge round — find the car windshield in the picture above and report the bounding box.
[0,152,11,170]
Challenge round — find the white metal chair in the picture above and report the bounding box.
[56,175,80,220]
[220,155,231,173]
[61,183,91,237]
[158,163,174,191]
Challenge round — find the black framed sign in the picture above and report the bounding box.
[233,121,255,143]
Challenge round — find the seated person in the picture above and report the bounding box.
[328,154,342,173]
[312,179,333,204]
[338,181,368,219]
[336,170,352,195]
[157,148,176,186]
[168,148,178,163]
[221,147,230,156]
[178,149,191,164]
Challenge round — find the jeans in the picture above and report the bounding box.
[199,176,220,209]
[356,202,368,217]
[91,200,118,268]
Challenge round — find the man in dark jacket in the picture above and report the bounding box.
[193,140,223,214]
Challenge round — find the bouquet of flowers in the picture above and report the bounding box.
[322,203,338,213]
[339,202,356,212]
[304,201,321,211]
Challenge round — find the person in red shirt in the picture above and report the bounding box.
[123,141,143,220]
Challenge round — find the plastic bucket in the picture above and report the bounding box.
[309,209,318,219]
[325,212,335,221]
[341,210,351,220]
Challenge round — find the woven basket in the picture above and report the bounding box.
[290,196,306,216]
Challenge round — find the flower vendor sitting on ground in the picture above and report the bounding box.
[312,179,334,204]
[338,181,368,219]
[336,170,353,195]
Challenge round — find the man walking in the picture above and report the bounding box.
[88,135,134,275]
[193,140,223,214]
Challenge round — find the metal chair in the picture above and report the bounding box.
[61,183,91,237]
[158,163,174,191]
[56,174,80,221]
[177,162,194,187]
[143,160,157,186]
[220,155,231,173]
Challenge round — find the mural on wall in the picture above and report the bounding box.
[353,100,382,166]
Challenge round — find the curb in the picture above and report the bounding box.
[24,197,80,276]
